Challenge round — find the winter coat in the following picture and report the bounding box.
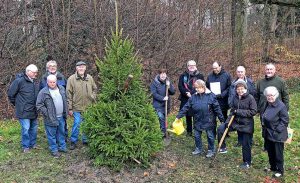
[178,70,204,115]
[229,92,257,134]
[176,89,225,131]
[36,85,68,126]
[150,75,176,114]
[206,69,232,110]
[262,99,289,142]
[228,77,256,108]
[7,72,40,119]
[256,75,289,113]
[66,72,97,112]
[40,71,67,90]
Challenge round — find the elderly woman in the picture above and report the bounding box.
[262,86,289,178]
[175,79,224,158]
[217,79,257,169]
[150,69,176,138]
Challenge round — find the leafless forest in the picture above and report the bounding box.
[1,0,300,119]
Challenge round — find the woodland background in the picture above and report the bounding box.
[1,0,300,119]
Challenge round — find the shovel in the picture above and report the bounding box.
[209,115,235,168]
[164,82,171,146]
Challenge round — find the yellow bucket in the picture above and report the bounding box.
[167,118,185,135]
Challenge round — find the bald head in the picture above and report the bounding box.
[236,66,246,79]
[212,62,222,74]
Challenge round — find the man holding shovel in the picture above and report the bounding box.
[150,68,176,138]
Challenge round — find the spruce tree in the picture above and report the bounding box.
[82,28,163,170]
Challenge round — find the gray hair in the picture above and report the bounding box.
[236,66,245,72]
[25,64,38,73]
[194,79,206,88]
[265,63,275,69]
[47,74,57,82]
[187,60,196,66]
[46,60,57,68]
[263,86,279,100]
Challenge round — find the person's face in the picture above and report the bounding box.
[47,79,57,89]
[195,84,205,94]
[47,64,57,74]
[159,72,167,81]
[76,65,86,76]
[265,65,276,78]
[266,92,276,103]
[212,63,221,74]
[187,64,197,72]
[236,69,245,79]
[236,86,246,96]
[27,70,38,79]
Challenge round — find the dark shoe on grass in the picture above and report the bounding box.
[240,162,250,169]
[52,151,60,158]
[70,142,76,150]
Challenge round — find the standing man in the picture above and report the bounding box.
[256,63,289,150]
[40,60,68,140]
[8,64,40,153]
[178,60,204,136]
[36,75,68,158]
[228,66,256,146]
[206,61,232,123]
[67,61,97,150]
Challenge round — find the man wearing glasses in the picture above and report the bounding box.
[8,64,40,153]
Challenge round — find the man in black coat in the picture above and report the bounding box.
[178,60,204,136]
[8,64,40,153]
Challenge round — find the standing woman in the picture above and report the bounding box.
[262,86,289,178]
[175,79,224,158]
[150,69,176,138]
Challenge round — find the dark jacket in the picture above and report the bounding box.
[40,71,67,90]
[150,75,176,114]
[7,72,40,119]
[178,70,204,116]
[256,75,289,113]
[36,85,68,126]
[228,77,256,108]
[206,69,231,110]
[229,92,257,134]
[176,89,225,131]
[262,99,289,142]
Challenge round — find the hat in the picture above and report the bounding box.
[234,79,247,89]
[76,61,86,66]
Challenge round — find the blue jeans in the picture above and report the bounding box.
[44,117,67,153]
[194,129,215,152]
[19,118,38,149]
[70,112,87,143]
[156,111,166,135]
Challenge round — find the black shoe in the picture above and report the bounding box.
[52,152,60,158]
[70,142,76,150]
[82,142,88,146]
[186,132,193,137]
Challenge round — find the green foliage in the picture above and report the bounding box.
[286,77,300,92]
[82,30,163,170]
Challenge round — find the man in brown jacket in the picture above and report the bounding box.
[67,61,97,150]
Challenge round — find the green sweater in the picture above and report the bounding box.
[256,75,289,113]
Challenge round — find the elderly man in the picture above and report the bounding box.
[206,61,232,125]
[256,63,289,151]
[40,60,68,140]
[36,75,68,158]
[67,61,97,150]
[8,64,40,153]
[228,66,256,146]
[178,60,204,136]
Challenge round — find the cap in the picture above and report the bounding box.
[76,61,86,66]
[234,79,247,89]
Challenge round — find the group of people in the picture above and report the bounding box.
[8,60,97,158]
[150,61,289,178]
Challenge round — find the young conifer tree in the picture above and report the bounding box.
[82,4,162,170]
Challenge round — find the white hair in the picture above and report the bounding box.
[47,74,57,82]
[46,60,57,68]
[194,79,206,88]
[236,66,245,72]
[187,60,197,66]
[264,86,279,99]
[265,63,276,69]
[25,64,38,73]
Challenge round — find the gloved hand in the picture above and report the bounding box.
[163,96,168,101]
[216,94,222,99]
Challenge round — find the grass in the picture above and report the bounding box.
[0,94,299,182]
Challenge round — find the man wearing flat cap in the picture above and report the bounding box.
[66,61,97,150]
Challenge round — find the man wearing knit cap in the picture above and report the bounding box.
[178,60,204,136]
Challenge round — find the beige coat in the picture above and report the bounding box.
[67,72,97,112]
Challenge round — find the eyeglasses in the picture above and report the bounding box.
[49,65,57,67]
[266,94,275,97]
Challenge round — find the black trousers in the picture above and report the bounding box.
[217,123,252,164]
[186,116,193,133]
[265,138,284,174]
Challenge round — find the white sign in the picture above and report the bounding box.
[210,82,221,95]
